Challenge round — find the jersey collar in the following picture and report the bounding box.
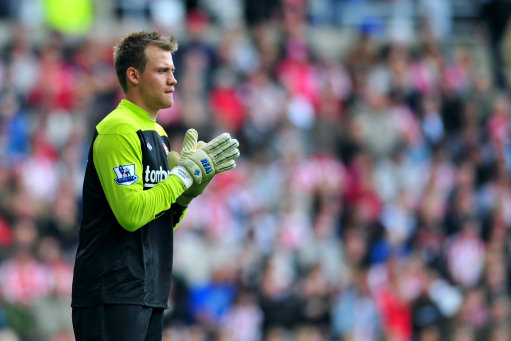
[119,99,157,123]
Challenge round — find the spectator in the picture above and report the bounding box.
[0,1,510,340]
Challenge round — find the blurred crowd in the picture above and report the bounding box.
[0,0,510,340]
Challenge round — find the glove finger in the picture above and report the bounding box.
[195,141,206,150]
[211,139,239,159]
[215,148,240,164]
[167,151,180,169]
[205,133,231,152]
[182,128,198,158]
[223,138,239,152]
[215,160,236,173]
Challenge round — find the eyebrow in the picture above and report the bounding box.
[157,65,175,71]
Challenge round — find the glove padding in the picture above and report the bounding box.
[168,129,240,204]
[170,141,212,206]
[178,132,239,185]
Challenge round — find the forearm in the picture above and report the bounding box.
[111,175,186,232]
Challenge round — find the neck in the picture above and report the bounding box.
[125,92,158,120]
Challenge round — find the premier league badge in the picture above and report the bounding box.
[113,164,139,186]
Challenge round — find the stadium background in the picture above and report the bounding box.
[0,0,509,340]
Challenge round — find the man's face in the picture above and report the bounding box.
[138,45,177,113]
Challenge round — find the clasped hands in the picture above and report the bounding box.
[168,129,240,206]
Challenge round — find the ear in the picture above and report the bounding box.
[126,67,140,86]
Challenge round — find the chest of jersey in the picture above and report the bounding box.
[137,130,171,190]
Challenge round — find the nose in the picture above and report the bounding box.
[168,72,177,86]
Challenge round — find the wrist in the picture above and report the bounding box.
[176,195,193,207]
[169,165,193,189]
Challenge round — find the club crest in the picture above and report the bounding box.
[113,164,139,186]
[162,142,169,155]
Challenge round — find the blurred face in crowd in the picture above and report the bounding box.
[128,45,177,117]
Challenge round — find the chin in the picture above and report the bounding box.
[159,100,173,109]
[164,96,174,108]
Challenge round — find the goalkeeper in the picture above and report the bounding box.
[71,31,239,341]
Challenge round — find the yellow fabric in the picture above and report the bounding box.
[93,100,186,231]
[43,0,94,35]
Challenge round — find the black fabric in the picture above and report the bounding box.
[72,305,164,341]
[72,129,179,308]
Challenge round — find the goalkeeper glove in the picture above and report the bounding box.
[167,129,208,206]
[169,140,212,206]
[168,129,240,204]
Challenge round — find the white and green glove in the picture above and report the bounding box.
[168,129,240,205]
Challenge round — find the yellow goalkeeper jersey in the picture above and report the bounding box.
[72,99,186,308]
